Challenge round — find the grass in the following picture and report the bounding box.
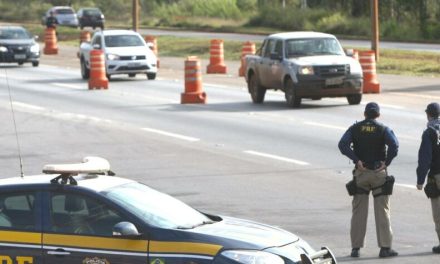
[26,23,440,77]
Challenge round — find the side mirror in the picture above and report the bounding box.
[345,49,354,57]
[34,35,39,41]
[113,222,141,238]
[92,43,101,50]
[146,42,154,50]
[270,52,282,61]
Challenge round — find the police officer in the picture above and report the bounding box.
[338,102,399,258]
[46,11,57,29]
[416,102,440,254]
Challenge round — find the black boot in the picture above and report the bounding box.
[379,247,398,258]
[350,248,360,257]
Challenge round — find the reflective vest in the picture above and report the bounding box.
[351,119,386,164]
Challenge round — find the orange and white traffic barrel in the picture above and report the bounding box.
[359,50,380,93]
[207,39,227,74]
[80,30,91,44]
[239,41,255,77]
[144,35,159,68]
[181,56,206,104]
[43,28,58,55]
[88,49,108,90]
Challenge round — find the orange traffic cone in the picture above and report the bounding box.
[239,41,255,77]
[359,50,380,93]
[181,56,206,104]
[88,49,108,90]
[207,39,227,74]
[144,35,159,68]
[80,30,91,44]
[43,28,58,55]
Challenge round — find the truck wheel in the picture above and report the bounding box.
[80,58,90,79]
[347,94,362,105]
[248,74,266,103]
[285,79,301,108]
[32,61,39,67]
[128,73,136,78]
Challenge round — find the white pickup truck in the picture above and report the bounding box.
[245,32,363,107]
[79,29,157,80]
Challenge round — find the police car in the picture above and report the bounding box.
[0,157,336,264]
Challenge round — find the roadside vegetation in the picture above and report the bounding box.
[2,0,440,77]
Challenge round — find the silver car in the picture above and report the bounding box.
[42,6,79,28]
[79,30,158,80]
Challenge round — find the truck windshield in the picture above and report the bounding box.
[104,35,144,47]
[285,38,344,57]
[103,182,214,229]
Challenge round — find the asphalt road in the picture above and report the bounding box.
[1,45,440,263]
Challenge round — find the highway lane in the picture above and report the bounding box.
[1,63,440,263]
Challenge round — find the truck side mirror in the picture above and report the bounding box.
[93,43,101,50]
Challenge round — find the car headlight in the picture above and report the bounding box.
[107,54,120,60]
[0,46,7,52]
[30,44,40,53]
[221,250,284,264]
[298,66,314,75]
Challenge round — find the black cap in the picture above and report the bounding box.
[426,102,440,117]
[365,102,380,117]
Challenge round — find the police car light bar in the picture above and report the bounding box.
[43,156,111,174]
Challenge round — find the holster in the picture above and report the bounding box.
[346,177,369,196]
[372,175,395,198]
[424,179,440,199]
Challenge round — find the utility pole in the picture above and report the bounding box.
[371,0,379,61]
[132,0,139,32]
[301,0,308,9]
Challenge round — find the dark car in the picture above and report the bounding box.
[0,26,40,67]
[41,6,79,28]
[77,7,105,29]
[0,156,336,264]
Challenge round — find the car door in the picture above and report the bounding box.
[42,190,148,264]
[259,38,277,88]
[0,190,43,263]
[270,39,285,89]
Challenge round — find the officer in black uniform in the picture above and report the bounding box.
[338,102,399,258]
[46,11,57,29]
[416,102,440,254]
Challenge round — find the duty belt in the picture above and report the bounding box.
[362,161,382,170]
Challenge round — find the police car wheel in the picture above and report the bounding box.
[147,73,156,80]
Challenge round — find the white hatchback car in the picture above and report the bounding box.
[79,30,158,80]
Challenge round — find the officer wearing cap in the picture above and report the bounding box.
[338,102,399,258]
[46,11,57,29]
[416,102,440,254]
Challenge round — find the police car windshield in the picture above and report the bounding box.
[104,35,144,47]
[103,182,213,229]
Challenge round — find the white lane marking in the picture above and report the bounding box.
[304,121,346,131]
[51,82,83,90]
[392,92,440,100]
[244,150,309,166]
[141,127,200,142]
[12,101,45,111]
[396,183,417,189]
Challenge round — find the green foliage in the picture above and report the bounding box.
[154,0,243,20]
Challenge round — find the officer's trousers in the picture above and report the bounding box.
[351,168,393,248]
[431,174,440,244]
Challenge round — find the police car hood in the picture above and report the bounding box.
[191,216,299,249]
[287,55,356,66]
[0,39,35,45]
